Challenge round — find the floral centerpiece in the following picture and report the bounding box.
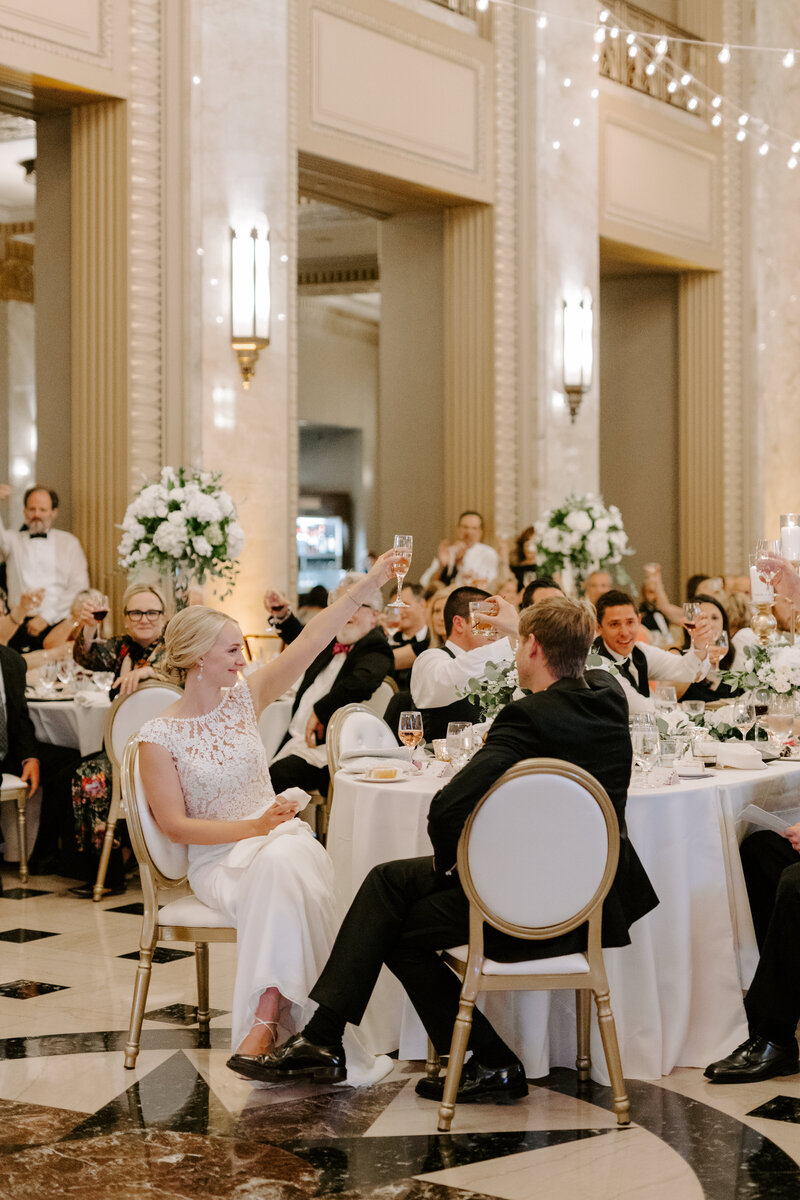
[458,660,519,721]
[720,642,800,697]
[532,494,633,586]
[118,467,244,603]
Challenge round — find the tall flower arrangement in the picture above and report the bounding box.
[721,643,800,696]
[118,467,244,597]
[532,494,633,584]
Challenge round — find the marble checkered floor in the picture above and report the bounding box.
[2,866,800,1199]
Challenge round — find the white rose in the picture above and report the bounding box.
[594,516,610,531]
[227,521,245,557]
[565,510,592,533]
[193,535,213,558]
[586,530,610,561]
[541,527,563,553]
[217,491,235,518]
[205,523,222,546]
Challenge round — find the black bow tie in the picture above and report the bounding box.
[28,532,48,539]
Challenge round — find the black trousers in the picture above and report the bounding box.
[269,754,329,797]
[2,742,81,870]
[744,859,800,1045]
[309,855,588,1059]
[740,830,799,949]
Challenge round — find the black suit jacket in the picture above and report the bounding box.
[0,643,38,772]
[427,670,658,950]
[278,614,394,736]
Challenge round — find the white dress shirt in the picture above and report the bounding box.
[600,641,708,715]
[411,636,512,710]
[420,542,500,589]
[270,654,346,768]
[0,522,89,625]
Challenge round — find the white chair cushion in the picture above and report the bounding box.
[132,760,189,881]
[445,944,590,976]
[1,774,27,794]
[110,686,180,763]
[158,894,233,929]
[339,711,397,754]
[468,773,608,929]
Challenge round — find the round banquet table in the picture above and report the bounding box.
[327,758,800,1083]
[27,695,110,756]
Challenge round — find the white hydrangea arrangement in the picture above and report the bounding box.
[118,467,244,595]
[532,494,633,584]
[721,643,800,696]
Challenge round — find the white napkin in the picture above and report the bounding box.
[74,691,111,707]
[716,743,767,771]
[339,756,413,775]
[339,745,407,762]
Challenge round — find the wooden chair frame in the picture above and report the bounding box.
[92,680,183,901]
[121,738,236,1068]
[431,758,629,1133]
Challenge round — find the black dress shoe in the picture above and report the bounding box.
[415,1057,528,1104]
[231,1032,347,1084]
[704,1035,799,1084]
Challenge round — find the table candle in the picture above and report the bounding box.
[750,565,774,603]
[782,524,800,561]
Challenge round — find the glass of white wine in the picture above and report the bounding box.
[391,534,413,608]
[732,699,755,741]
[398,710,423,750]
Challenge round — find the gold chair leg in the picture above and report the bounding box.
[594,986,630,1127]
[15,795,28,884]
[195,942,210,1035]
[93,782,121,901]
[438,993,476,1133]
[425,1039,441,1079]
[576,988,591,1081]
[124,944,155,1068]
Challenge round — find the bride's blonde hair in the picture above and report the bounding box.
[161,606,239,685]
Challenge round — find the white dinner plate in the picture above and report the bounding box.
[359,771,412,784]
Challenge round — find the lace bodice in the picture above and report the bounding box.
[136,681,275,821]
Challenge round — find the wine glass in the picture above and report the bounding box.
[755,539,782,588]
[446,721,472,771]
[90,591,110,643]
[382,605,402,636]
[764,694,794,750]
[391,535,413,607]
[631,728,660,788]
[398,711,424,750]
[752,687,770,741]
[56,657,76,690]
[681,700,705,717]
[707,631,729,679]
[683,601,701,636]
[732,699,755,741]
[653,683,677,714]
[37,660,58,696]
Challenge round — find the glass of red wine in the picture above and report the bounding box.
[92,593,109,642]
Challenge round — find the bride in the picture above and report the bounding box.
[136,550,399,1085]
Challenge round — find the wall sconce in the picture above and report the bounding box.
[230,218,270,389]
[562,290,593,422]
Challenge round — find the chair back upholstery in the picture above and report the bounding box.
[104,680,183,771]
[326,703,398,776]
[122,739,189,885]
[362,675,398,718]
[458,758,619,940]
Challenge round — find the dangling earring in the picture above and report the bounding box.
[198,660,204,681]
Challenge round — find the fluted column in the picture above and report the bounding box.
[71,100,129,610]
[679,271,724,579]
[443,204,495,537]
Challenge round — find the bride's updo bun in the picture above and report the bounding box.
[162,606,238,685]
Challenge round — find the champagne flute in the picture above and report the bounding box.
[398,710,424,749]
[391,535,413,607]
[631,728,660,788]
[732,699,755,741]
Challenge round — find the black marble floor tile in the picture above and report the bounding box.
[0,979,69,999]
[0,928,58,944]
[118,946,194,964]
[106,901,144,916]
[143,1002,227,1026]
[0,1098,87,1150]
[748,1095,800,1124]
[542,1068,800,1199]
[0,1027,232,1061]
[236,1079,410,1143]
[0,888,52,900]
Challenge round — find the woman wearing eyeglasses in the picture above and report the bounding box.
[73,584,167,697]
[68,583,168,895]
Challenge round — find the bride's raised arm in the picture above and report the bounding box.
[246,548,399,716]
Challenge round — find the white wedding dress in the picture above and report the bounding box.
[136,680,391,1084]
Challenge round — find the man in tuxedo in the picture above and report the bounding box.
[230,597,659,1100]
[0,644,80,881]
[592,590,710,714]
[420,511,500,590]
[265,575,394,795]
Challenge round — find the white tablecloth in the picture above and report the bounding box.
[28,696,110,756]
[327,759,800,1083]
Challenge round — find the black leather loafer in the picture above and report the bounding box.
[704,1035,799,1084]
[233,1032,347,1084]
[415,1057,528,1104]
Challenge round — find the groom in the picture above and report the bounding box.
[239,597,658,1102]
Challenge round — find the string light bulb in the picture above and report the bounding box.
[655,37,668,56]
[667,80,678,94]
[736,128,747,142]
[563,77,572,88]
[645,62,656,76]
[537,14,547,29]
[712,95,722,108]
[712,113,722,126]
[793,142,800,153]
[626,32,635,45]
[680,72,692,86]
[609,26,619,39]
[593,27,606,43]
[599,8,609,21]
[628,44,638,57]
[783,50,796,68]
[759,142,770,155]
[718,45,731,64]
[738,113,749,126]
[789,156,798,169]
[687,96,699,111]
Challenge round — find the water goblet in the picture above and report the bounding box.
[446,721,472,771]
[653,683,677,714]
[732,699,755,741]
[764,694,794,750]
[681,700,705,718]
[631,728,660,788]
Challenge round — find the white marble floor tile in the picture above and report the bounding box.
[0,1049,175,1112]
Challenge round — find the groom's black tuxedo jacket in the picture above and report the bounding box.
[0,643,38,773]
[427,669,658,949]
[278,614,393,737]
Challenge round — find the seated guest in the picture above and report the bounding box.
[493,575,521,608]
[0,642,80,881]
[426,587,452,649]
[705,822,800,1083]
[725,590,751,639]
[521,576,564,610]
[508,525,537,589]
[583,570,612,607]
[266,575,393,795]
[386,583,430,690]
[250,597,659,1095]
[420,511,499,590]
[411,586,513,741]
[592,590,710,714]
[680,594,739,703]
[0,483,89,652]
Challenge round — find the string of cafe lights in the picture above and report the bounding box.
[471,0,800,170]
